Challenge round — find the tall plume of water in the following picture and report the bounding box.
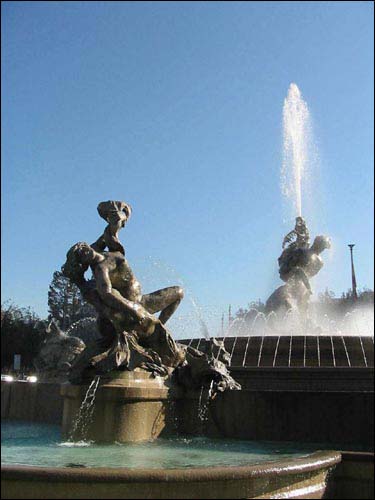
[281,83,313,218]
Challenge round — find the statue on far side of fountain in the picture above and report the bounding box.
[266,217,330,316]
[278,216,312,294]
[282,216,310,250]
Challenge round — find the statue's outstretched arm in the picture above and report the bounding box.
[103,225,125,254]
[90,225,125,254]
[95,201,130,255]
[91,234,107,253]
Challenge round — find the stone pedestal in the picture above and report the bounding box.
[61,370,184,443]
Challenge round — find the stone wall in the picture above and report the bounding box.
[177,367,374,449]
[1,381,63,424]
[2,365,373,450]
[2,374,373,499]
[325,452,374,499]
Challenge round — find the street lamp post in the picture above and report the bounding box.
[348,244,358,300]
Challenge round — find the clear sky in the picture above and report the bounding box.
[2,1,374,337]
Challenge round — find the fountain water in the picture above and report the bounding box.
[68,376,100,442]
[242,335,252,366]
[197,380,214,432]
[273,336,281,367]
[281,83,313,218]
[3,81,371,498]
[138,257,213,341]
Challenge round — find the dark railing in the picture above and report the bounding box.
[179,336,374,368]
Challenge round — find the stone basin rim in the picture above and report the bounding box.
[1,450,341,482]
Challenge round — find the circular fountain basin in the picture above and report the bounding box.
[2,422,340,499]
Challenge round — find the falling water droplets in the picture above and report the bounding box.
[281,83,314,219]
[68,376,100,443]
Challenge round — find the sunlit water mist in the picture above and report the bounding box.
[224,305,374,338]
[131,257,220,339]
[281,83,315,219]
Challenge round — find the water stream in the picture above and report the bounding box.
[341,336,351,367]
[68,376,100,443]
[281,83,312,218]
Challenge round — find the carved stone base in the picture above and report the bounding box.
[61,370,184,443]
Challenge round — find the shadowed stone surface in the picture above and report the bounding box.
[61,370,183,442]
[4,335,373,448]
[1,451,341,499]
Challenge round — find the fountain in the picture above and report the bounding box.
[265,216,331,322]
[1,199,342,499]
[55,200,240,443]
[2,84,372,498]
[281,82,312,219]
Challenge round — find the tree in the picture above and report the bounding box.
[315,287,373,316]
[247,300,266,313]
[48,271,96,330]
[1,301,47,371]
[233,300,266,322]
[358,288,374,305]
[318,288,336,304]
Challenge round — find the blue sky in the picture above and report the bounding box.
[2,1,374,336]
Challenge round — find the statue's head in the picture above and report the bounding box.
[295,216,307,229]
[119,202,132,228]
[62,242,95,284]
[74,242,98,265]
[311,235,331,254]
[97,201,132,228]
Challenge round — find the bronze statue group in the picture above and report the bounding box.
[57,200,329,392]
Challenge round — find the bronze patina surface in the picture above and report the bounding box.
[54,201,239,441]
[265,216,330,317]
[57,201,239,393]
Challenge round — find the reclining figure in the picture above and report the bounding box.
[61,200,240,396]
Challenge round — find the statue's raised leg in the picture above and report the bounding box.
[141,286,184,324]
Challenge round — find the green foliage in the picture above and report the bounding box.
[1,301,47,371]
[318,287,374,314]
[48,271,96,330]
[318,288,336,303]
[234,300,266,322]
